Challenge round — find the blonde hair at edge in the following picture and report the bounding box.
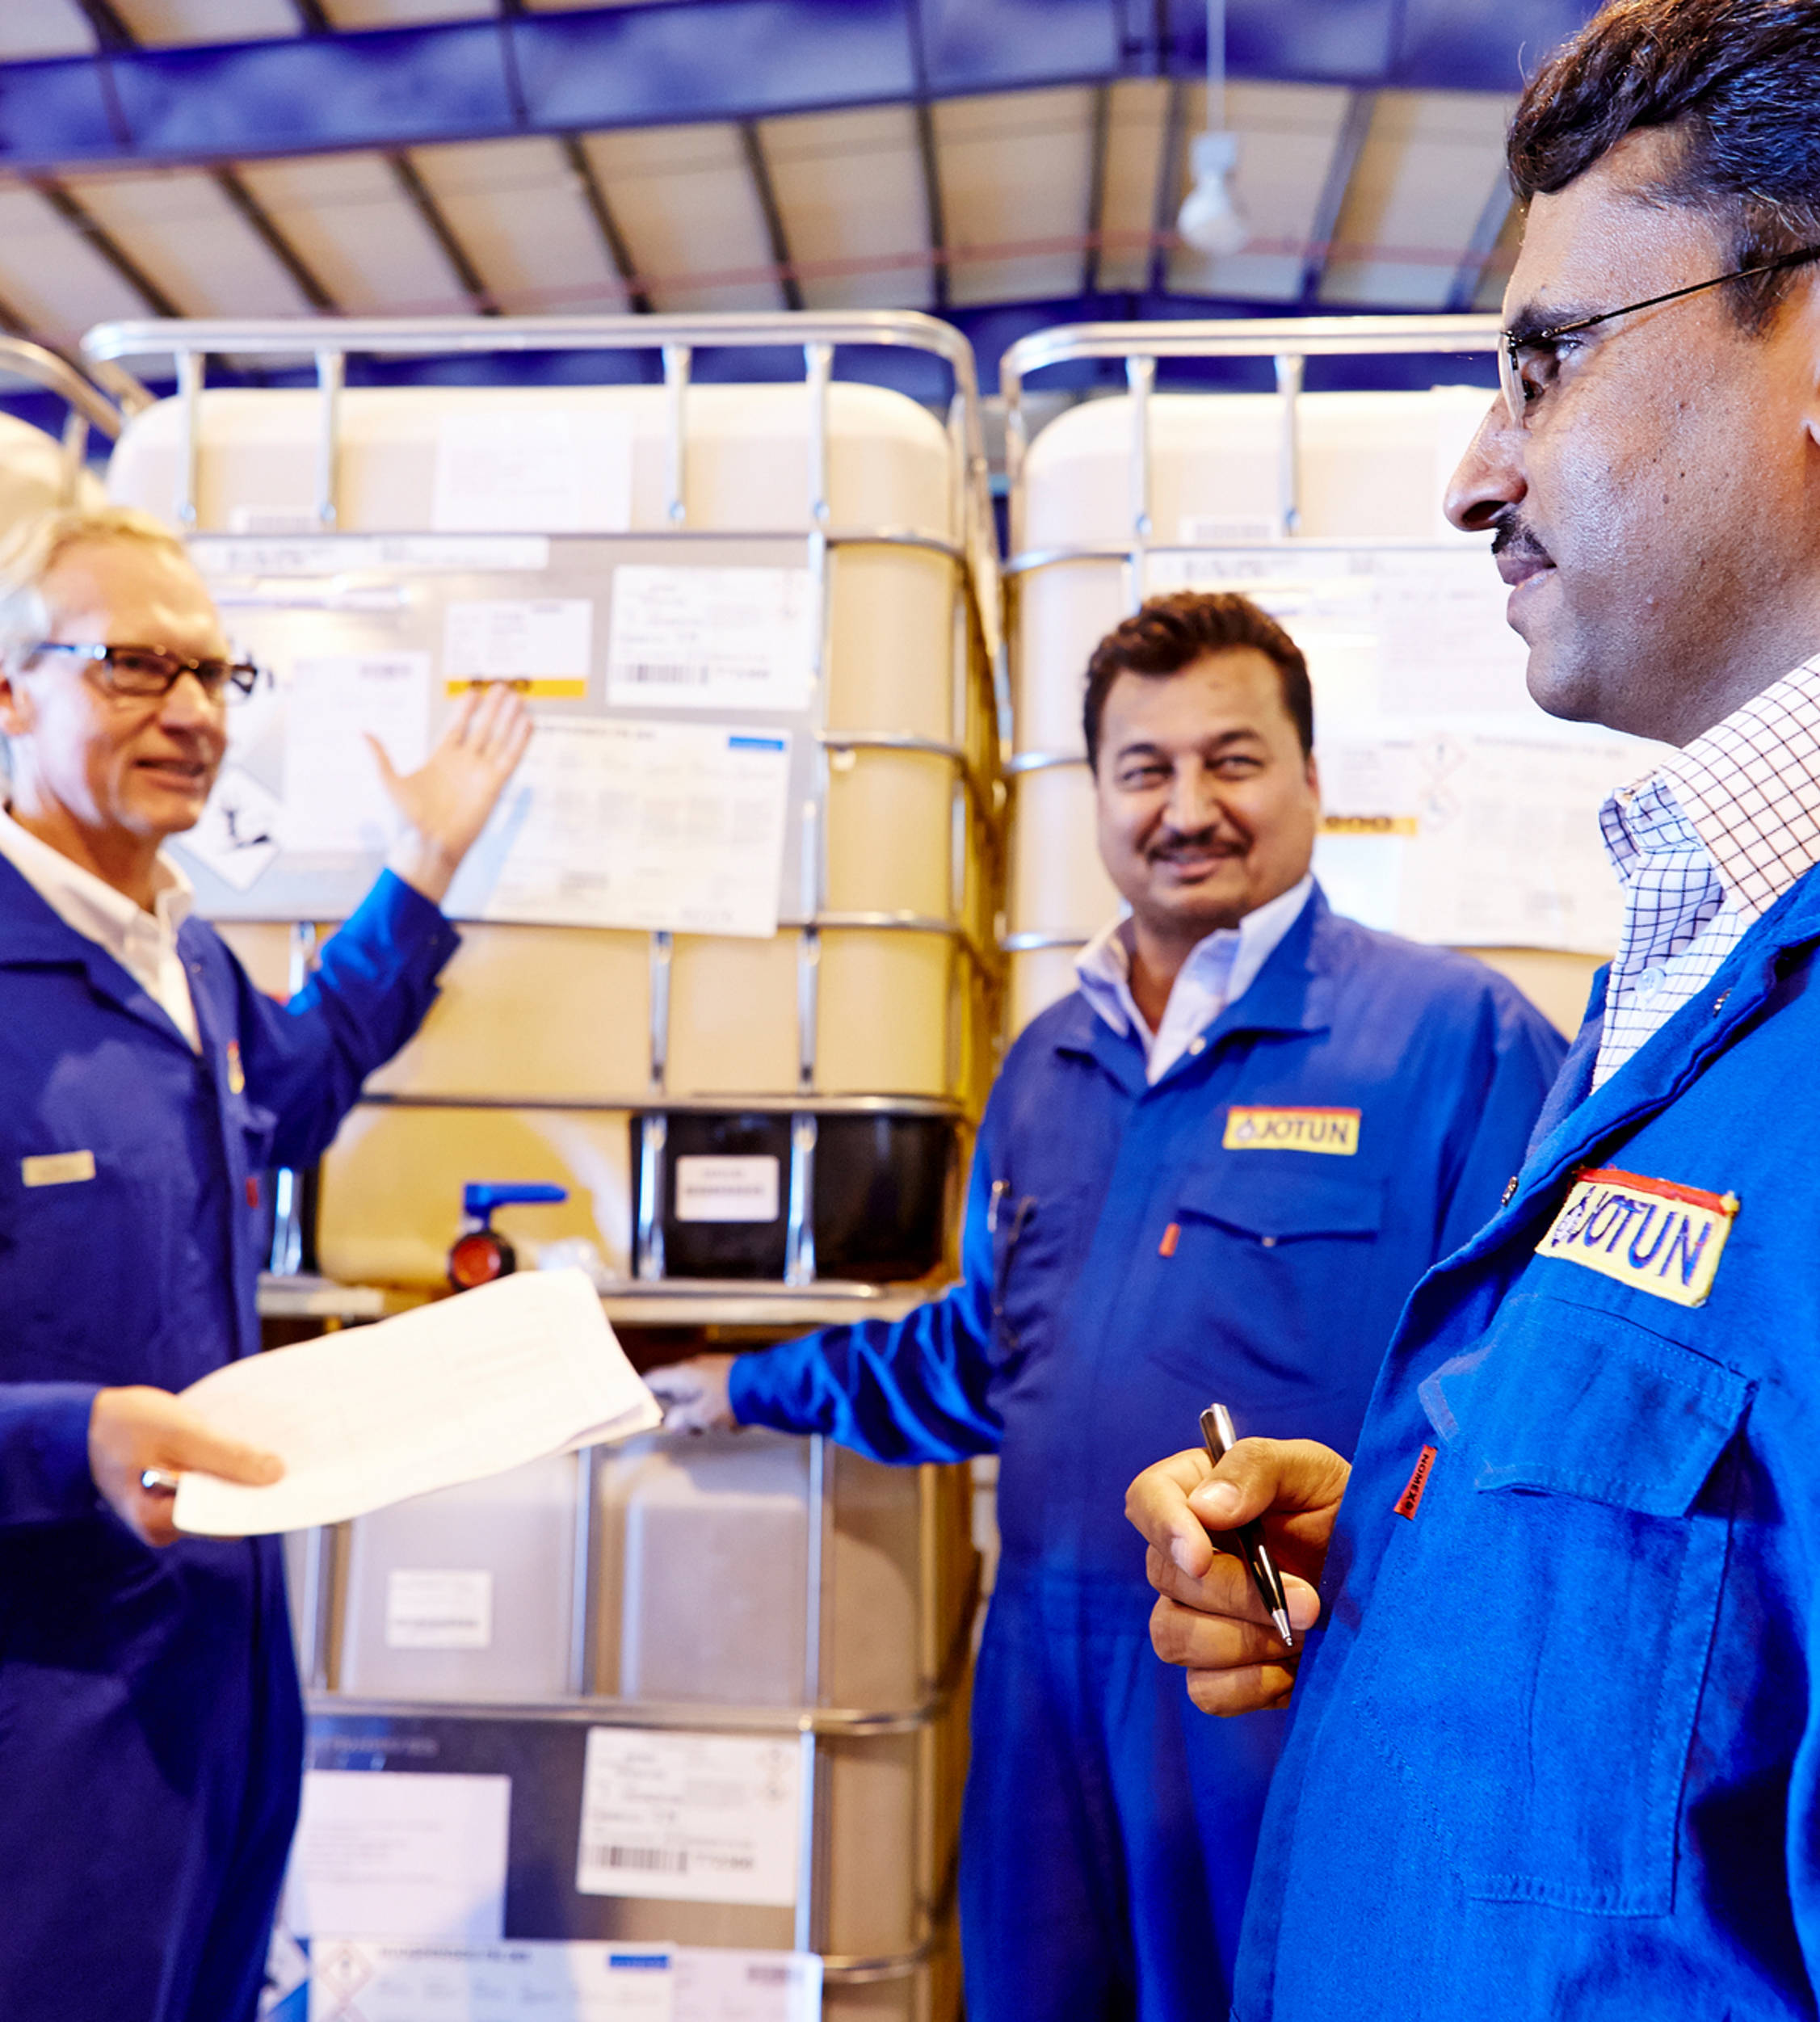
[0,504,187,678]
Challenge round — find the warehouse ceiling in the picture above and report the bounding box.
[0,0,1598,396]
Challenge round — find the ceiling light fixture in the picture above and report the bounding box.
[1177,0,1250,259]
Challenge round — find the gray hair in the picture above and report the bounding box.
[0,505,188,676]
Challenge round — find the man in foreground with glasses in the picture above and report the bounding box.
[1126,2,1820,2016]
[0,505,530,2021]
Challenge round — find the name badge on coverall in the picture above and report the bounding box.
[1536,1165,1738,1307]
[1223,1107,1360,1154]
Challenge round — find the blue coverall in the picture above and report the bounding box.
[729,888,1565,2022]
[0,861,457,2022]
[1233,865,1820,2020]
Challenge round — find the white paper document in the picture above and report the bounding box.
[173,1269,660,1536]
[284,1770,511,1944]
[433,411,633,534]
[451,718,793,937]
[576,1730,801,1907]
[305,1942,672,2021]
[674,1948,822,2022]
[447,598,593,687]
[1314,729,1649,951]
[281,651,431,855]
[606,566,813,712]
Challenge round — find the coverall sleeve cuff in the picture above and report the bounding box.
[726,1346,800,1431]
[364,868,463,969]
[0,1383,102,1527]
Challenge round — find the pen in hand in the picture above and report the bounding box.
[1200,1402,1296,1653]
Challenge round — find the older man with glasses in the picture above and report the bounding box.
[0,505,529,2022]
[1126,3,1820,2017]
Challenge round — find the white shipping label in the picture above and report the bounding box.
[674,1948,822,2022]
[445,599,594,683]
[385,1568,494,1650]
[433,412,633,535]
[282,652,432,855]
[193,534,550,576]
[305,1940,673,2020]
[448,718,793,938]
[576,1730,801,1906]
[606,566,813,712]
[284,1770,511,1943]
[674,1156,780,1225]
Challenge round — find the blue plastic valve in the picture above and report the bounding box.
[462,1181,570,1225]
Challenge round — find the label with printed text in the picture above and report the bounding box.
[1223,1107,1360,1155]
[1536,1166,1738,1308]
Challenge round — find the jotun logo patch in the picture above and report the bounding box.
[1222,1107,1360,1155]
[1536,1165,1738,1308]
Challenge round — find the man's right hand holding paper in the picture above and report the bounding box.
[1126,1436,1351,1715]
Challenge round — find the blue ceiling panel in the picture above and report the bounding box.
[107,23,518,158]
[0,52,122,167]
[515,1,915,131]
[919,0,1126,93]
[0,0,1607,174]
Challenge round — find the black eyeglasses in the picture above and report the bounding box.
[32,641,264,704]
[1499,243,1820,427]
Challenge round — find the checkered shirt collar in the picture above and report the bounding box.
[1615,654,1820,921]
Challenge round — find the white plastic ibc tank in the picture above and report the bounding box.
[604,1431,810,1707]
[1007,385,1503,1033]
[595,1429,969,1714]
[107,383,986,1225]
[337,1451,580,1699]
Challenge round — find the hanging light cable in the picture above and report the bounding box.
[1177,0,1250,258]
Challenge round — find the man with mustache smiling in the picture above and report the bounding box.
[0,505,530,2022]
[1127,2,1820,2016]
[649,590,1561,2022]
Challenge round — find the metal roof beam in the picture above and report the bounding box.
[212,166,339,313]
[387,155,502,317]
[738,123,803,313]
[560,137,652,315]
[34,179,183,318]
[0,1,1603,176]
[1298,88,1377,307]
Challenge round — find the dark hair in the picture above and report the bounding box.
[1082,591,1313,770]
[1509,0,1820,330]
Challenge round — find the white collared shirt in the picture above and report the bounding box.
[1594,654,1820,1087]
[0,807,200,1049]
[1074,874,1314,1084]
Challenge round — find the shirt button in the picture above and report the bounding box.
[1187,1037,1205,1056]
[1261,1235,1276,1248]
[1635,965,1666,1002]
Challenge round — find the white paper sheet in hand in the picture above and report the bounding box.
[172,1269,660,1536]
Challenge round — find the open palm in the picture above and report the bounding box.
[368,681,535,905]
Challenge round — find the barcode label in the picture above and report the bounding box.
[624,662,774,687]
[575,1729,800,1905]
[596,1844,688,1873]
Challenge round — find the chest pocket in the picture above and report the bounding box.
[0,1149,175,1383]
[1176,1160,1384,1245]
[1347,1288,1749,1917]
[1140,1163,1385,1394]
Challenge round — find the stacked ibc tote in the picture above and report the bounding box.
[86,313,1000,2020]
[998,316,1618,1042]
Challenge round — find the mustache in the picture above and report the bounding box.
[1146,826,1242,863]
[1490,511,1554,570]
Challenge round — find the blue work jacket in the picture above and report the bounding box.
[733,888,1566,1583]
[0,861,457,2021]
[1236,864,1820,2020]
